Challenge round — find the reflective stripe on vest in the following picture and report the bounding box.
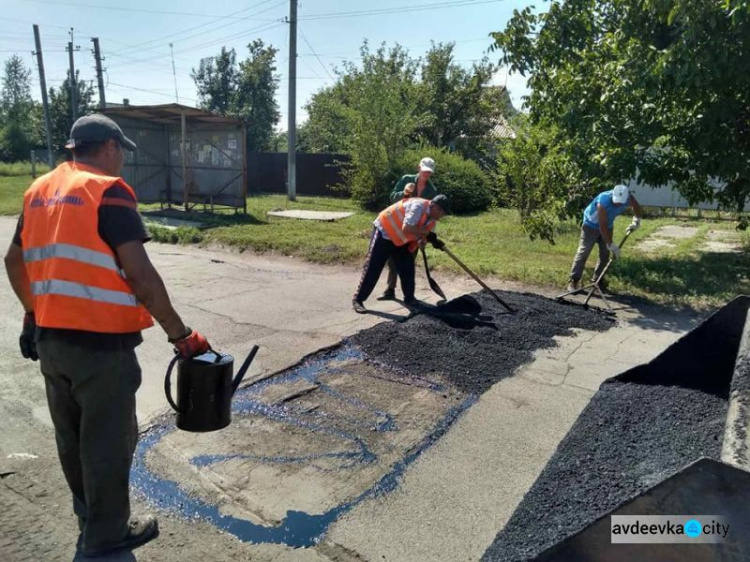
[24,243,122,274]
[20,162,153,333]
[31,279,138,307]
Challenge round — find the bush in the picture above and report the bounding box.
[394,148,493,213]
[496,123,584,243]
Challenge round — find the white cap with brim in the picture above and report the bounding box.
[612,184,629,204]
[419,157,435,173]
[65,113,137,151]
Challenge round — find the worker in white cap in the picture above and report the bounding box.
[567,184,642,292]
[378,156,439,301]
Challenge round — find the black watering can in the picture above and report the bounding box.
[164,345,259,432]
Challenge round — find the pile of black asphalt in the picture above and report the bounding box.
[352,291,614,394]
[481,306,740,562]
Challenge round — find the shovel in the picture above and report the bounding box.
[438,245,515,314]
[420,247,447,301]
[556,229,633,312]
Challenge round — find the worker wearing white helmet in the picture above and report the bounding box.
[567,184,642,292]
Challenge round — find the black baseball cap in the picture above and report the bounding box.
[65,114,137,151]
[432,194,451,214]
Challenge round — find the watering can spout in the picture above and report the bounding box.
[232,345,260,395]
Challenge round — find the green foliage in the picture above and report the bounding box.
[335,43,422,210]
[192,41,281,152]
[299,85,351,154]
[416,42,498,160]
[301,41,518,204]
[496,122,585,243]
[491,0,750,239]
[47,71,96,154]
[395,148,493,213]
[0,56,37,161]
[147,225,204,245]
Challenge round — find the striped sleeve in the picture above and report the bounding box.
[98,181,150,250]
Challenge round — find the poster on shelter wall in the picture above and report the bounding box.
[227,139,237,150]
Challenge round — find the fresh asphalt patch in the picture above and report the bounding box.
[352,291,615,394]
[481,311,740,562]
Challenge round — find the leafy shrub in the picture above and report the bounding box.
[394,148,493,213]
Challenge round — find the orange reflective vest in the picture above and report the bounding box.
[376,198,436,249]
[20,162,153,333]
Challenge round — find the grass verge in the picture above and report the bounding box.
[2,176,748,308]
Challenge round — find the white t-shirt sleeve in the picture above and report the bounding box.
[403,199,426,227]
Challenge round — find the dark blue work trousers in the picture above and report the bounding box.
[354,228,416,303]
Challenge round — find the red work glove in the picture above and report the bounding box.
[20,312,38,361]
[171,328,210,359]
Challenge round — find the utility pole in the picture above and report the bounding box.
[66,29,80,122]
[287,0,297,201]
[91,37,106,108]
[169,43,179,103]
[32,25,54,167]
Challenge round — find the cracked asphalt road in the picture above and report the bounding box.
[0,216,702,561]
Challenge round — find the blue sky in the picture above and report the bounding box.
[0,0,539,127]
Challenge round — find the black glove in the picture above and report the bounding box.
[426,232,446,251]
[20,312,38,361]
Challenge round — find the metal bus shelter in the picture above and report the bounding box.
[103,103,247,213]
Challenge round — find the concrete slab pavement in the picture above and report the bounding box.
[325,308,694,561]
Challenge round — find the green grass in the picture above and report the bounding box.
[0,175,32,215]
[3,175,748,308]
[0,161,51,177]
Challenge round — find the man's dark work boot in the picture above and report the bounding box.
[82,515,159,558]
[376,288,396,301]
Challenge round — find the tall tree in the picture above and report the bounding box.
[192,41,280,152]
[417,42,497,154]
[48,71,96,154]
[337,42,421,208]
[300,83,352,154]
[192,47,237,115]
[0,55,35,161]
[492,0,750,235]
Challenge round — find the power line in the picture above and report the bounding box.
[106,20,286,70]
[22,0,274,18]
[107,81,199,104]
[298,27,335,81]
[299,0,502,21]
[106,0,283,57]
[171,21,286,56]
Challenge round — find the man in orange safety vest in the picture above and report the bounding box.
[4,114,211,558]
[352,194,450,314]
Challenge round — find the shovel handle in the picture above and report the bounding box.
[443,247,514,314]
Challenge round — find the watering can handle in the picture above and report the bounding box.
[164,353,182,413]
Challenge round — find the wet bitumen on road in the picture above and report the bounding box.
[481,318,738,562]
[352,291,615,394]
